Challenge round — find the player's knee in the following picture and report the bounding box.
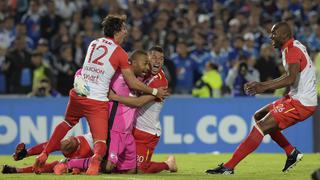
[256,118,278,136]
[254,111,265,122]
[254,123,267,136]
[253,114,259,122]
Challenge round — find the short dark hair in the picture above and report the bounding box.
[275,21,292,38]
[148,45,164,53]
[31,51,43,57]
[130,49,148,62]
[101,15,126,38]
[207,62,218,71]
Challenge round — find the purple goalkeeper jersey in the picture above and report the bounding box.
[109,70,137,133]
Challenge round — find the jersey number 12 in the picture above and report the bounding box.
[88,43,108,66]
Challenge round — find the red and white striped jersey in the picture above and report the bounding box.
[281,38,317,106]
[134,70,168,136]
[81,37,130,101]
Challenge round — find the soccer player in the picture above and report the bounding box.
[206,22,317,174]
[33,15,168,175]
[2,133,93,174]
[110,46,178,173]
[53,50,150,175]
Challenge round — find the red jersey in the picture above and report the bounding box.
[134,70,168,136]
[281,38,317,106]
[63,134,93,159]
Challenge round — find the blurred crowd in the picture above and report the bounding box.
[0,0,319,97]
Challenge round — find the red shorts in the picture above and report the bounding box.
[65,89,109,141]
[268,95,316,130]
[132,128,160,168]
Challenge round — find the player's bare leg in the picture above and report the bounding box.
[206,112,279,175]
[164,155,178,172]
[254,105,301,172]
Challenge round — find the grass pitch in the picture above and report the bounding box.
[0,153,319,180]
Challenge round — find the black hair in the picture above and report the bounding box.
[101,15,126,38]
[275,22,292,38]
[130,49,148,62]
[148,45,164,53]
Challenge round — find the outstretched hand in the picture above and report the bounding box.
[244,81,265,95]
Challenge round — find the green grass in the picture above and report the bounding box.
[1,153,319,180]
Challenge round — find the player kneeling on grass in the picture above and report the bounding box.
[206,22,317,175]
[53,47,177,175]
[53,50,151,175]
[110,46,177,174]
[2,133,93,174]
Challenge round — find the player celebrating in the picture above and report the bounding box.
[206,22,317,175]
[33,15,168,175]
[53,50,150,175]
[2,133,93,174]
[110,46,177,173]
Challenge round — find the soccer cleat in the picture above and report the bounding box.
[2,165,17,174]
[206,163,234,175]
[86,155,101,175]
[33,152,48,174]
[282,148,303,172]
[53,162,68,175]
[165,155,178,172]
[12,143,28,161]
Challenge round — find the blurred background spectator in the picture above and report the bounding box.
[28,78,60,97]
[0,0,318,97]
[192,61,222,98]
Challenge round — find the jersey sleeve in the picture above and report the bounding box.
[286,47,302,64]
[148,73,168,88]
[110,47,130,70]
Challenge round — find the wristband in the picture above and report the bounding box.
[152,88,158,96]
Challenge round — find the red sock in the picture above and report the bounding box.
[140,162,169,173]
[27,142,47,156]
[41,161,59,173]
[269,130,294,155]
[94,142,106,158]
[17,166,33,173]
[224,127,264,169]
[16,161,59,173]
[43,122,71,154]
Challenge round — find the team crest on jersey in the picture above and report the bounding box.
[273,103,285,113]
[110,152,118,160]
